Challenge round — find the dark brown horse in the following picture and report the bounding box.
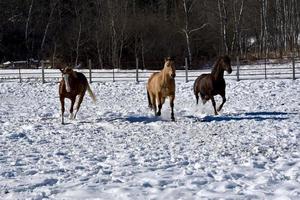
[193,55,232,115]
[147,57,176,121]
[59,67,96,124]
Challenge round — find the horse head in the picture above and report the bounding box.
[163,57,176,79]
[59,66,76,92]
[219,55,232,74]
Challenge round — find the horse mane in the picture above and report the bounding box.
[211,57,222,77]
[68,67,78,78]
[59,66,78,79]
[162,57,175,82]
[165,56,175,62]
[211,55,230,78]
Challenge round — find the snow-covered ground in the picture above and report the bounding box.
[0,77,299,199]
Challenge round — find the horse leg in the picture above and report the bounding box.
[156,93,164,116]
[200,92,208,104]
[169,95,175,121]
[150,94,157,115]
[60,96,65,124]
[156,103,162,116]
[74,94,84,119]
[69,97,76,119]
[147,90,152,108]
[195,92,199,105]
[217,94,226,112]
[211,96,218,115]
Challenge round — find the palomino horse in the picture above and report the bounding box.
[147,57,176,121]
[59,67,96,124]
[193,55,232,115]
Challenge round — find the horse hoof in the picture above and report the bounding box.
[156,112,161,116]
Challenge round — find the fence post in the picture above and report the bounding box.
[88,59,92,83]
[18,67,22,83]
[136,57,139,83]
[185,57,188,83]
[112,68,115,82]
[236,56,240,81]
[264,57,267,79]
[292,55,296,80]
[41,61,45,83]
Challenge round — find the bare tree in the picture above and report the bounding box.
[107,0,129,68]
[180,0,208,67]
[230,0,244,56]
[217,0,229,55]
[94,0,105,68]
[259,0,268,58]
[37,0,59,65]
[25,0,34,65]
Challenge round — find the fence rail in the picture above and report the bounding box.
[0,59,300,83]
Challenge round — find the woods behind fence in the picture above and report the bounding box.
[1,1,300,70]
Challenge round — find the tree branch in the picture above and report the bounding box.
[189,23,209,34]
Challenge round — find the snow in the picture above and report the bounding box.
[0,76,300,199]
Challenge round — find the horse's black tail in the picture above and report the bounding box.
[147,89,152,109]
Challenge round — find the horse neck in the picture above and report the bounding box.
[161,68,171,84]
[211,64,224,80]
[67,73,77,86]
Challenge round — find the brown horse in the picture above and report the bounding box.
[59,67,96,124]
[193,55,232,115]
[147,57,176,121]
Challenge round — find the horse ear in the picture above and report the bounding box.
[168,56,176,61]
[164,56,175,62]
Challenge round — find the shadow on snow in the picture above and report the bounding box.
[186,111,293,122]
[55,112,296,124]
[95,112,164,124]
[124,115,164,123]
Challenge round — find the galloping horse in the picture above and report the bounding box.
[147,57,176,121]
[59,66,96,124]
[193,55,232,115]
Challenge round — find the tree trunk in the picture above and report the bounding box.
[218,0,228,55]
[38,0,57,67]
[25,0,34,66]
[75,22,82,67]
[259,0,268,58]
[230,0,244,56]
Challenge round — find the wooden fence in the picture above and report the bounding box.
[0,58,300,83]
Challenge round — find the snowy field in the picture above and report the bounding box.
[0,76,300,199]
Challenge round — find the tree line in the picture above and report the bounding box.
[0,0,300,69]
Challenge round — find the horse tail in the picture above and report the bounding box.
[193,77,200,95]
[194,76,202,104]
[87,83,96,103]
[147,89,152,108]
